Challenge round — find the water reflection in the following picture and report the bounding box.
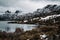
[0,21,37,32]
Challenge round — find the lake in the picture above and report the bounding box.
[0,21,37,32]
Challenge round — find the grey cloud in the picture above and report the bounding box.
[0,0,60,7]
[31,0,59,1]
[0,0,60,14]
[0,0,21,7]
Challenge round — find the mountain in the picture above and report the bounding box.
[33,5,60,17]
[18,5,60,21]
[0,5,60,21]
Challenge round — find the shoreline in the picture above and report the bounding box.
[0,24,59,40]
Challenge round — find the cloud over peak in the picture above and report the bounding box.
[0,0,60,14]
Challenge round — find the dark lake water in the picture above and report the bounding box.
[0,21,37,32]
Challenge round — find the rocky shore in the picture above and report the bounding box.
[0,24,60,40]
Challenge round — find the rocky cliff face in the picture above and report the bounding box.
[20,5,60,21]
[36,5,60,16]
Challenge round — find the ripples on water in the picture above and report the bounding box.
[0,21,37,32]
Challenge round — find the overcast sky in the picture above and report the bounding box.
[0,0,60,14]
